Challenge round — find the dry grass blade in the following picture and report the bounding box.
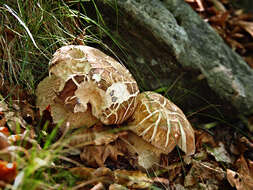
[4,4,39,50]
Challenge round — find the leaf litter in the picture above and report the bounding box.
[1,1,253,188]
[1,62,253,190]
[0,86,252,189]
[185,0,253,68]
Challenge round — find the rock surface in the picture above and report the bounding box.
[95,0,253,116]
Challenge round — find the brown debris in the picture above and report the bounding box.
[0,161,17,183]
[227,155,253,190]
[184,160,225,188]
[71,166,153,189]
[81,144,124,167]
[185,0,253,68]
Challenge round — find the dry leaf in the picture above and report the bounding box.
[0,127,10,136]
[227,156,253,190]
[81,144,124,167]
[109,184,129,190]
[90,182,104,190]
[185,0,205,12]
[0,97,27,133]
[238,21,253,38]
[206,142,233,163]
[71,167,153,189]
[185,0,253,68]
[184,160,225,187]
[0,161,17,183]
[71,166,112,179]
[195,130,216,150]
[210,0,227,12]
[244,57,253,69]
[114,170,153,189]
[69,124,127,148]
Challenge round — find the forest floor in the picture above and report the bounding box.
[0,0,253,189]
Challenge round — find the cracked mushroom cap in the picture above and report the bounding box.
[126,91,195,155]
[48,45,139,125]
[36,75,98,129]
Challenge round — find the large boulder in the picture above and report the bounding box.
[95,0,253,117]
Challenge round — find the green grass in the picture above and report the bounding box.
[2,124,82,190]
[0,1,121,189]
[1,0,252,189]
[0,0,121,92]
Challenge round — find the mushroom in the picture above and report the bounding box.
[36,72,98,129]
[126,91,195,155]
[48,45,139,125]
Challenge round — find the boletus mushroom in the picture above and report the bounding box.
[36,45,139,128]
[126,91,195,155]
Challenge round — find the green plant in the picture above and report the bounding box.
[0,0,121,92]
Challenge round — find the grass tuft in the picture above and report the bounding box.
[0,0,120,92]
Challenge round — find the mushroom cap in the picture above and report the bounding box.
[36,74,60,115]
[127,91,195,155]
[49,45,139,125]
[36,75,98,129]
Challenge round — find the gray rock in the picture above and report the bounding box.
[96,0,253,116]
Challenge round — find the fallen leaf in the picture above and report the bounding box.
[185,0,205,12]
[206,142,233,163]
[195,130,217,150]
[238,21,253,38]
[227,156,253,190]
[69,124,127,148]
[209,12,229,27]
[185,0,253,68]
[0,127,10,136]
[90,182,104,190]
[244,57,253,69]
[0,161,17,183]
[109,183,129,190]
[80,144,124,167]
[114,169,153,189]
[71,166,153,189]
[184,160,225,187]
[70,167,114,189]
[210,0,227,12]
[0,96,27,133]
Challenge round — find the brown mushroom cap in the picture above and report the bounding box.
[49,45,139,125]
[36,74,60,115]
[126,91,195,155]
[36,75,98,129]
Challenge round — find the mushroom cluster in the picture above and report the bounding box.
[37,45,139,128]
[36,45,195,167]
